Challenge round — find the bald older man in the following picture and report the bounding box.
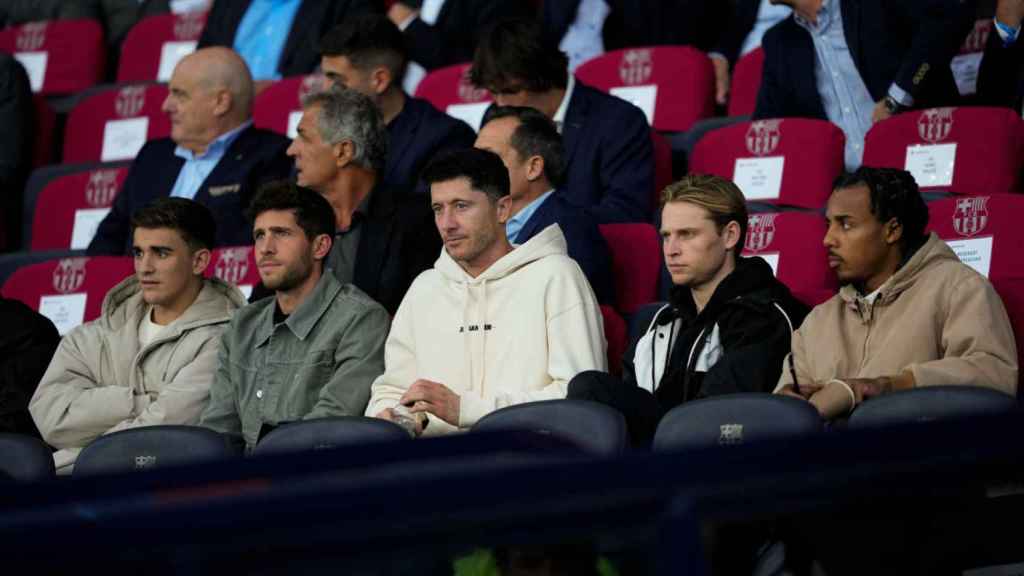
[89,47,292,254]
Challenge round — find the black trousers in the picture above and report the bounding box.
[568,370,662,447]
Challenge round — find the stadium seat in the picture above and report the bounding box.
[31,95,56,168]
[727,47,764,117]
[991,277,1024,400]
[63,83,171,164]
[599,223,661,317]
[862,107,1024,195]
[927,194,1024,280]
[252,417,411,456]
[471,399,629,456]
[848,386,1017,429]
[0,433,55,482]
[1,255,133,335]
[690,118,845,209]
[413,62,492,131]
[117,11,207,83]
[653,394,822,451]
[253,75,325,138]
[574,45,715,133]
[741,211,836,292]
[24,163,131,251]
[208,246,259,300]
[0,19,104,95]
[651,130,673,201]
[74,425,240,476]
[600,304,626,377]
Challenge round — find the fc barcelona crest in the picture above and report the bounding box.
[214,248,250,285]
[52,258,88,294]
[745,120,782,156]
[115,86,146,118]
[16,22,47,51]
[745,214,777,252]
[457,70,488,103]
[953,196,989,238]
[619,49,653,86]
[917,108,954,144]
[85,170,119,208]
[173,13,206,41]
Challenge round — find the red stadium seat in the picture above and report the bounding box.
[28,164,130,251]
[989,277,1024,399]
[207,246,258,300]
[728,47,764,118]
[0,19,104,95]
[253,75,325,138]
[741,211,836,293]
[599,223,661,317]
[690,118,845,209]
[574,46,714,133]
[862,107,1024,195]
[650,130,673,201]
[414,62,492,131]
[600,305,626,377]
[927,194,1024,281]
[31,95,56,167]
[1,255,133,334]
[117,11,208,83]
[63,83,171,164]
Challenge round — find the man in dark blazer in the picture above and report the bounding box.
[471,18,654,224]
[475,106,614,305]
[385,0,532,71]
[0,55,32,251]
[89,48,292,255]
[319,14,474,201]
[709,0,791,106]
[197,0,382,79]
[275,86,439,314]
[978,0,1023,110]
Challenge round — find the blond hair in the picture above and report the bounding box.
[661,174,748,251]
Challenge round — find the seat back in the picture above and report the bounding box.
[690,118,845,209]
[0,19,104,95]
[598,223,661,316]
[252,417,411,456]
[600,305,626,377]
[74,425,238,476]
[575,45,713,132]
[117,11,207,83]
[63,83,171,164]
[650,129,673,201]
[727,47,764,117]
[26,163,131,250]
[0,434,55,482]
[862,107,1024,195]
[472,399,628,456]
[741,211,836,292]
[253,75,325,138]
[413,62,492,131]
[927,194,1024,281]
[991,277,1024,400]
[207,246,259,300]
[31,95,56,167]
[1,255,134,335]
[848,386,1017,429]
[653,394,822,451]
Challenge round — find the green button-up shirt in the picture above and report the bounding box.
[200,270,389,448]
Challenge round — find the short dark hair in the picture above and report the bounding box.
[247,181,336,240]
[832,167,929,251]
[481,106,565,188]
[422,148,510,202]
[470,18,569,93]
[319,14,407,81]
[130,197,216,252]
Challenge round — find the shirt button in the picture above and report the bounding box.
[256,390,264,399]
[843,107,851,114]
[833,72,839,78]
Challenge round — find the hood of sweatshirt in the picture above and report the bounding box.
[434,223,569,284]
[100,275,247,333]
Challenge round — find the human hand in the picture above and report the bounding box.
[776,382,822,400]
[871,99,893,124]
[400,379,461,426]
[711,54,730,106]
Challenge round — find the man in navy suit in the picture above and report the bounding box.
[319,14,475,201]
[470,18,655,224]
[89,48,292,255]
[475,106,614,305]
[978,0,1023,111]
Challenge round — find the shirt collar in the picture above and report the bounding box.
[174,120,252,161]
[506,189,555,243]
[254,271,344,346]
[552,75,576,127]
[793,0,831,31]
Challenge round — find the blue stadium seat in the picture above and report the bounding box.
[471,399,628,456]
[0,433,55,481]
[73,425,239,476]
[848,386,1017,429]
[252,416,411,456]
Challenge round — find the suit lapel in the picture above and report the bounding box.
[516,194,556,243]
[193,127,251,203]
[387,97,419,178]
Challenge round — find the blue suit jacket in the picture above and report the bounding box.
[87,126,292,255]
[386,96,475,200]
[562,81,655,224]
[516,193,615,306]
[978,24,1024,109]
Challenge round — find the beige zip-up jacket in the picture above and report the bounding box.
[30,275,246,472]
[776,233,1017,395]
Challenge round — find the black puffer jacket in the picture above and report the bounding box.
[0,298,59,437]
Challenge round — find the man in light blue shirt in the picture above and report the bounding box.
[231,0,304,81]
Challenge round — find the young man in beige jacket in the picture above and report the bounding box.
[30,198,246,473]
[776,167,1018,418]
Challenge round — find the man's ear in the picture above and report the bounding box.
[212,89,232,118]
[722,220,742,251]
[884,218,903,246]
[525,155,545,182]
[496,195,512,225]
[334,140,356,169]
[370,66,393,95]
[312,233,333,261]
[192,248,212,276]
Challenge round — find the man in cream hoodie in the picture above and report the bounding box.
[366,148,607,435]
[30,198,246,473]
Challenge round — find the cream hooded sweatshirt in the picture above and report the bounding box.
[365,224,607,435]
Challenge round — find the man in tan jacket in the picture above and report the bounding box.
[30,198,246,473]
[776,167,1018,418]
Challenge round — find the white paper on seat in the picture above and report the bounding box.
[39,293,87,335]
[101,117,150,161]
[446,102,490,132]
[945,235,992,277]
[287,110,303,139]
[238,284,253,300]
[733,156,785,200]
[905,143,956,188]
[70,208,111,249]
[14,52,47,93]
[402,61,427,96]
[757,253,780,276]
[950,52,983,97]
[157,41,198,82]
[610,84,657,125]
[420,0,445,25]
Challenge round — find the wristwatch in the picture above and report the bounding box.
[883,95,906,115]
